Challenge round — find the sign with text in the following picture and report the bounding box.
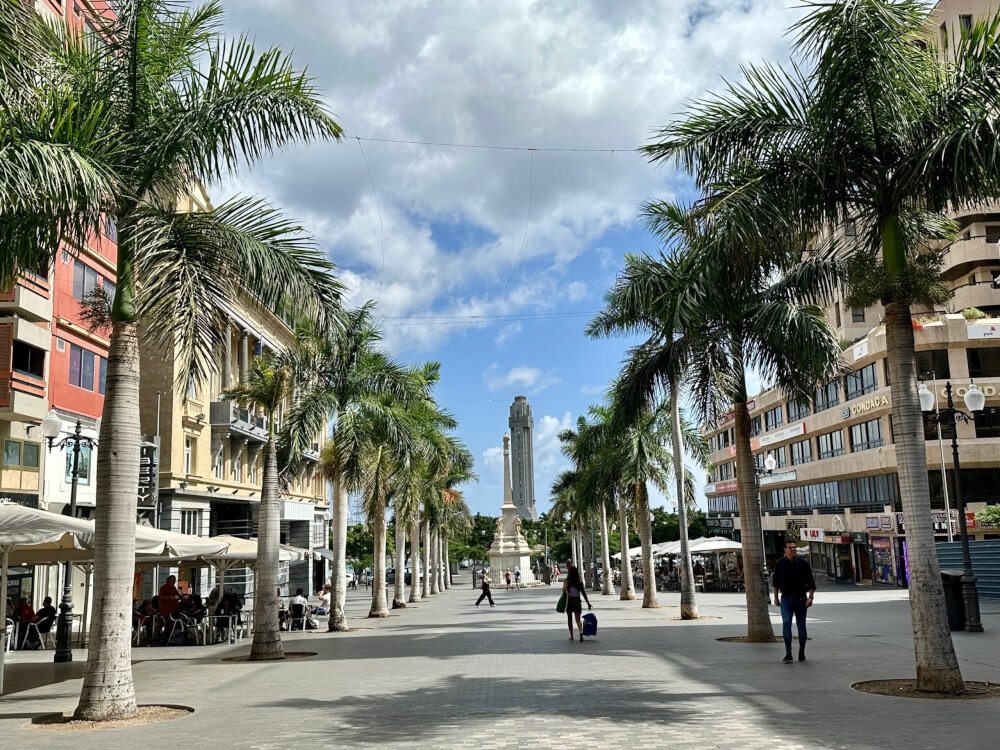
[880,515,894,531]
[137,438,159,509]
[704,479,738,495]
[968,324,1000,339]
[852,339,870,361]
[865,516,881,529]
[752,421,806,450]
[843,395,889,419]
[800,527,825,542]
[760,470,797,486]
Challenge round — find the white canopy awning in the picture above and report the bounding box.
[688,537,743,554]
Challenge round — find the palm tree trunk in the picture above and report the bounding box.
[74,321,140,720]
[369,506,389,617]
[637,482,659,608]
[571,526,579,566]
[328,472,350,631]
[670,385,699,620]
[430,528,440,594]
[422,519,432,597]
[442,533,450,589]
[408,520,421,603]
[249,436,284,659]
[733,394,773,641]
[619,501,635,600]
[885,296,964,691]
[392,512,406,608]
[600,502,614,596]
[438,531,446,590]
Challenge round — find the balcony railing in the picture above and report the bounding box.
[301,442,321,462]
[209,401,268,442]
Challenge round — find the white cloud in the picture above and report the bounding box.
[214,1,806,352]
[494,321,523,348]
[483,363,562,394]
[579,383,606,396]
[533,412,574,475]
[482,446,503,469]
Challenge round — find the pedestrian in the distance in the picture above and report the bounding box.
[772,539,816,663]
[514,566,521,588]
[563,565,592,641]
[505,568,512,590]
[476,569,495,607]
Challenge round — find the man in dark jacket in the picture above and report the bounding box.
[772,540,816,663]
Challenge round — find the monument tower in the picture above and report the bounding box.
[508,396,537,520]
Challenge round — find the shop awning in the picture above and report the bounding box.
[313,547,334,562]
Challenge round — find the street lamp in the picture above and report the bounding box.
[41,410,100,662]
[918,381,985,633]
[754,452,777,590]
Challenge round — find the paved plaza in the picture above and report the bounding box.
[2,578,1000,749]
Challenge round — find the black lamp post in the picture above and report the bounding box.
[754,453,778,593]
[918,380,985,633]
[40,410,99,662]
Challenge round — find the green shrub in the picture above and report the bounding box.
[962,307,987,320]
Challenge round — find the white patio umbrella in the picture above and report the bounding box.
[688,537,743,554]
[197,535,306,606]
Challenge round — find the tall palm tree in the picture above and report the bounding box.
[588,204,713,619]
[608,238,842,639]
[644,0,1000,690]
[222,354,291,660]
[316,305,414,631]
[0,1,342,720]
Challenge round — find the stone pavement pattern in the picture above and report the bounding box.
[3,578,1000,749]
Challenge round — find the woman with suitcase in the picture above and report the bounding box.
[562,565,592,641]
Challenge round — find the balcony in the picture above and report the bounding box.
[301,442,321,463]
[209,401,268,442]
[0,370,46,420]
[940,235,1000,282]
[0,276,51,323]
[947,282,1000,313]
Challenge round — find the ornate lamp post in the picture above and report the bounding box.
[754,452,778,590]
[40,410,99,662]
[917,381,985,633]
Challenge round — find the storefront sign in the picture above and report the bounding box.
[826,535,852,545]
[938,384,998,398]
[965,512,977,530]
[753,422,806,450]
[844,395,889,418]
[968,324,1000,339]
[871,536,894,585]
[0,493,39,509]
[727,446,736,458]
[865,516,881,529]
[880,515,894,531]
[852,340,870,360]
[850,532,868,545]
[707,517,734,529]
[760,470,796,486]
[801,527,825,542]
[704,479,738,495]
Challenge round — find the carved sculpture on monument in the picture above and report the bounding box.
[487,433,536,585]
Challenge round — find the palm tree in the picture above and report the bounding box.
[316,305,415,631]
[221,354,291,660]
[604,237,842,639]
[0,1,342,719]
[588,204,713,619]
[645,0,1000,690]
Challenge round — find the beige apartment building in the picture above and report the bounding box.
[703,0,1000,589]
[138,184,330,601]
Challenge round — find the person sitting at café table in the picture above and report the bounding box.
[14,597,38,649]
[158,575,180,622]
[289,588,310,630]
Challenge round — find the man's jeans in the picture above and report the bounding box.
[780,595,808,654]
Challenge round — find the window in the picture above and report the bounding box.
[104,279,116,302]
[839,473,899,507]
[12,341,45,378]
[975,409,1000,439]
[104,215,118,242]
[851,307,865,324]
[749,415,762,438]
[3,439,40,471]
[21,442,39,469]
[184,438,193,475]
[69,344,96,390]
[764,405,783,432]
[707,494,738,514]
[214,446,224,480]
[3,439,20,467]
[790,439,812,465]
[233,447,242,483]
[72,260,100,301]
[771,445,788,469]
[180,510,201,536]
[249,453,258,485]
[787,398,810,422]
[916,349,950,380]
[98,356,107,395]
[817,429,845,459]
[986,225,1000,244]
[940,23,948,52]
[844,219,857,237]
[718,430,730,449]
[764,481,840,512]
[65,439,92,484]
[850,417,884,452]
[923,408,956,441]
[845,362,878,400]
[716,462,734,481]
[814,382,840,412]
[961,15,973,33]
[969,274,977,287]
[968,347,1000,378]
[835,304,841,328]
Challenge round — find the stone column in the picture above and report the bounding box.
[238,330,249,384]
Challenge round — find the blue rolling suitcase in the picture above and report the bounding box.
[581,612,598,638]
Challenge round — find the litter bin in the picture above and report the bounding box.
[941,570,965,631]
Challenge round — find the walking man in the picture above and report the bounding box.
[476,569,495,607]
[772,539,816,663]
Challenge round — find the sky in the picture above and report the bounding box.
[214,0,808,518]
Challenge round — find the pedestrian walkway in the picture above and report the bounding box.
[2,579,1000,749]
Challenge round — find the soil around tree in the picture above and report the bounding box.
[222,651,318,662]
[661,615,722,621]
[852,679,1000,700]
[29,705,192,731]
[716,635,810,643]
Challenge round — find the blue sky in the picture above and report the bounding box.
[216,0,807,518]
